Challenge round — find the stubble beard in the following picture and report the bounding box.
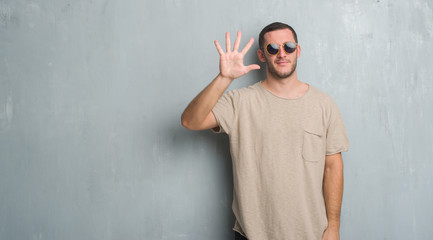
[267,57,297,79]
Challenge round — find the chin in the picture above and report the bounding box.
[273,69,296,79]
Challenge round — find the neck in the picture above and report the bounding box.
[262,71,308,99]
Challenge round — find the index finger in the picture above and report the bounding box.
[240,37,255,55]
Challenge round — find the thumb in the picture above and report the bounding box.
[246,64,261,72]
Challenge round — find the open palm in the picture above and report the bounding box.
[214,31,260,80]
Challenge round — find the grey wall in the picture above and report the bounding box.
[1,0,433,239]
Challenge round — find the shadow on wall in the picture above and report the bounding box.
[161,122,236,238]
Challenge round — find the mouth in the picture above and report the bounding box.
[275,60,289,65]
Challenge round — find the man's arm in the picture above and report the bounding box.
[322,153,344,240]
[181,31,260,131]
[181,74,232,131]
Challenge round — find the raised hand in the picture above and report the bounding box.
[214,31,260,81]
[181,31,260,130]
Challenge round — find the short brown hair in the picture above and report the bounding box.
[258,22,298,50]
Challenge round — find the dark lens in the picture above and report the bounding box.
[284,42,297,53]
[267,43,279,55]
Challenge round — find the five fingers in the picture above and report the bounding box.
[214,31,261,76]
[214,31,255,56]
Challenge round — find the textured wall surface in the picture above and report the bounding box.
[1,0,433,239]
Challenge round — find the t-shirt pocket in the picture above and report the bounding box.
[302,129,324,162]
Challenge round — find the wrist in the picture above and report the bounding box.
[326,221,340,231]
[217,73,235,84]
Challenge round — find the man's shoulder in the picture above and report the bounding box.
[308,85,336,104]
[224,81,262,98]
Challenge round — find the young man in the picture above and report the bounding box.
[181,22,349,240]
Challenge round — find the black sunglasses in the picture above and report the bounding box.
[266,42,297,55]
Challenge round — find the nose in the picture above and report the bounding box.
[277,45,287,57]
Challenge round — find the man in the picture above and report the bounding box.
[181,22,349,240]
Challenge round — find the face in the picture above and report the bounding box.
[258,29,300,79]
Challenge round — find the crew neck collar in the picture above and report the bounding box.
[257,81,311,101]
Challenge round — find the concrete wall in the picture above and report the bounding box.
[1,0,432,239]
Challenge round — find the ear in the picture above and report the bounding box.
[257,49,266,62]
[296,45,301,58]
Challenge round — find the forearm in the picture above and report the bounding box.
[181,74,232,130]
[323,153,344,231]
[181,31,259,130]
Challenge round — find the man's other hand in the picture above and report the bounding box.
[322,228,339,240]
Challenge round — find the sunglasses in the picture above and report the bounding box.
[265,42,298,55]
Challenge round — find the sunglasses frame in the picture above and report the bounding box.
[265,42,298,55]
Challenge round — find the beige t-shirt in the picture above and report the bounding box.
[212,82,349,240]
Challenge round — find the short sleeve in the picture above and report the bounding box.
[325,101,349,155]
[211,90,238,134]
